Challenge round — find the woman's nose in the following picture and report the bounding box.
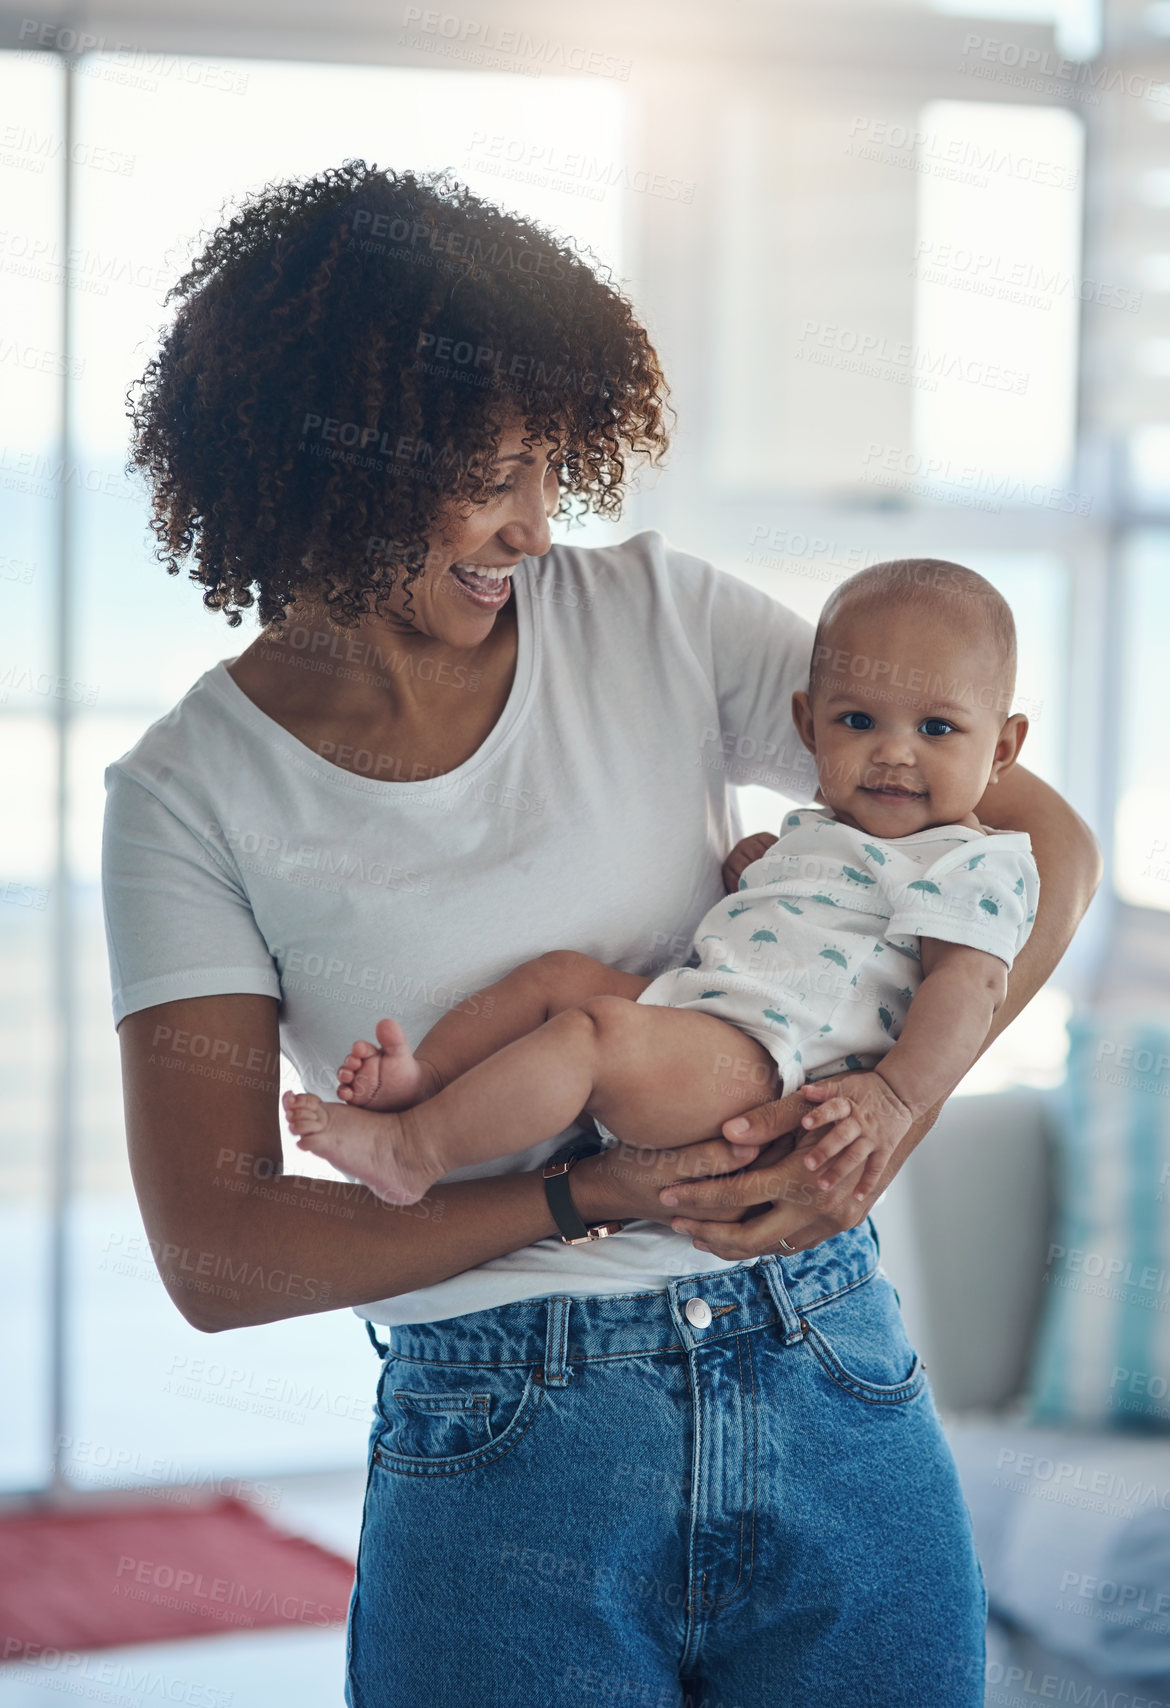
[498,478,554,559]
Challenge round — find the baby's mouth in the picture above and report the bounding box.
[862,781,926,801]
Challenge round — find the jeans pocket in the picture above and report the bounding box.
[372,1356,544,1477]
[389,1388,495,1457]
[799,1273,926,1406]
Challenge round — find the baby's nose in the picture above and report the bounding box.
[867,730,917,764]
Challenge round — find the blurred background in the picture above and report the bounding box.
[1,0,1169,1701]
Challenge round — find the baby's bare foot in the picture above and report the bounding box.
[282,1090,436,1205]
[337,1018,439,1111]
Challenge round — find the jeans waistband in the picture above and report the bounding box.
[382,1219,880,1387]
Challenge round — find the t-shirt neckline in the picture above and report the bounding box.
[206,565,538,795]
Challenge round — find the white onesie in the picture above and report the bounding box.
[598,807,1038,1133]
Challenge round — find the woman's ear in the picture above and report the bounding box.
[989,712,1029,782]
[792,689,816,756]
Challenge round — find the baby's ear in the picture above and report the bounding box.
[791,689,816,755]
[992,711,1029,778]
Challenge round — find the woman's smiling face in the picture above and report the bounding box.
[374,419,562,646]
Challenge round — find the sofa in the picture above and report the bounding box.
[871,1086,1170,1706]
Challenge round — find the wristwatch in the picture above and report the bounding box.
[542,1136,627,1245]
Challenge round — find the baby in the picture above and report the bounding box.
[285,558,1039,1209]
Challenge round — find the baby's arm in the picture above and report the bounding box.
[796,938,1009,1198]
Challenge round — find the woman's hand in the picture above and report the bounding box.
[574,1077,914,1256]
[650,1081,895,1258]
[571,1133,774,1228]
[656,1135,878,1259]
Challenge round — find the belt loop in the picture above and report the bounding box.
[866,1212,881,1260]
[364,1319,390,1359]
[543,1296,572,1387]
[759,1256,805,1345]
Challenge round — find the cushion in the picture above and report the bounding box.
[948,1420,1170,1678]
[1026,1010,1170,1429]
[891,1087,1053,1410]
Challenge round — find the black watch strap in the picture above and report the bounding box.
[542,1137,626,1246]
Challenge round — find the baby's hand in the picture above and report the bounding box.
[793,1072,914,1201]
[722,831,778,894]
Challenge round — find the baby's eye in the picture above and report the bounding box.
[841,712,874,730]
[919,717,956,737]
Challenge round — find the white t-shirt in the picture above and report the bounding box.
[101,530,817,1325]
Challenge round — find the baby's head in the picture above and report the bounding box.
[792,558,1028,837]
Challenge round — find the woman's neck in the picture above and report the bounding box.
[226,600,519,780]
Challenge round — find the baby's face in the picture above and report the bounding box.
[795,605,1021,838]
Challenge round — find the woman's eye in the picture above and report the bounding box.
[920,718,955,737]
[841,712,874,730]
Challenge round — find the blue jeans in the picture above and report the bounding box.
[346,1220,986,1706]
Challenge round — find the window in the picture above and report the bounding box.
[913,101,1083,499]
[0,48,626,1495]
[1114,531,1170,912]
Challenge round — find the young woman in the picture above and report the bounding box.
[105,161,1099,1706]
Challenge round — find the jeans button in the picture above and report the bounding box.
[685,1297,713,1329]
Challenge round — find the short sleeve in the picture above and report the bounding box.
[662,543,819,799]
[102,766,281,1027]
[885,835,1039,969]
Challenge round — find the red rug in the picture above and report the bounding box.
[0,1497,356,1657]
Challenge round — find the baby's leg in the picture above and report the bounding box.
[286,999,778,1205]
[340,951,651,1110]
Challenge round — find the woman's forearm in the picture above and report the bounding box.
[169,1138,748,1333]
[124,996,755,1334]
[173,1163,563,1332]
[122,997,575,1333]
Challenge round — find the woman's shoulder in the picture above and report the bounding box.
[105,660,249,807]
[536,529,734,603]
[536,529,807,643]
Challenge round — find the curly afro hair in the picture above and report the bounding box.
[127,158,671,628]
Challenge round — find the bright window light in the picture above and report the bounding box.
[1127,425,1170,506]
[1115,532,1170,912]
[1138,338,1170,374]
[72,56,624,466]
[929,0,1101,62]
[0,52,628,1492]
[913,100,1083,501]
[0,48,62,1494]
[1139,253,1170,289]
[1140,169,1170,206]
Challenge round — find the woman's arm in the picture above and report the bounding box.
[656,764,1103,1255]
[121,991,751,1331]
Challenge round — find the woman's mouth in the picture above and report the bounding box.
[448,561,516,609]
